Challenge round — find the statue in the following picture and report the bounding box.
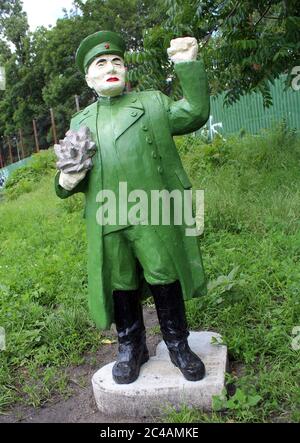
[54,31,210,385]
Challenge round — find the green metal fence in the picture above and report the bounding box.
[203,76,300,138]
[0,157,32,188]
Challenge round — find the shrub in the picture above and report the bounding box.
[4,150,56,201]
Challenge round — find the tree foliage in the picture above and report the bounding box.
[0,0,299,148]
[0,0,163,147]
[0,0,28,62]
[127,0,300,106]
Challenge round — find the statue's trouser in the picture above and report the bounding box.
[112,289,149,384]
[104,225,178,289]
[107,226,205,383]
[149,280,206,382]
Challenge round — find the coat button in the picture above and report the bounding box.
[131,98,137,103]
[131,111,137,117]
[146,137,153,144]
[152,151,157,159]
[142,125,148,131]
[158,166,163,174]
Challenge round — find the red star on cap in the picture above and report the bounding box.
[104,43,110,49]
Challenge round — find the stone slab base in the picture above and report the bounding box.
[92,331,228,418]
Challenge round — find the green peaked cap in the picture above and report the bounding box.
[76,30,126,74]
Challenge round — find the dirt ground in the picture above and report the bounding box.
[0,307,163,423]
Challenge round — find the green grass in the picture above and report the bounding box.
[0,124,300,421]
[0,151,101,409]
[169,124,300,423]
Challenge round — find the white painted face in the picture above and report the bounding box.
[85,54,126,97]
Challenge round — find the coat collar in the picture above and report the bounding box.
[97,92,143,109]
[108,93,144,140]
[78,93,145,142]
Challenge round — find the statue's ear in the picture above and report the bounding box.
[85,74,93,90]
[85,72,98,97]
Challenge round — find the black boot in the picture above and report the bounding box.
[149,281,205,382]
[112,289,149,384]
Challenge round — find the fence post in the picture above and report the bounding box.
[50,108,58,145]
[32,119,40,153]
[7,137,13,164]
[0,145,3,168]
[75,95,80,112]
[19,128,25,159]
[15,137,21,161]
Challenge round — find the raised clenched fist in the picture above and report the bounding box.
[167,37,198,64]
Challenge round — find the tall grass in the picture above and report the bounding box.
[0,152,100,409]
[175,124,300,422]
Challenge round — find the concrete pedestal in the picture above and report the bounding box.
[92,331,228,418]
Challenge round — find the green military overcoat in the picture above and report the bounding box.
[55,60,210,330]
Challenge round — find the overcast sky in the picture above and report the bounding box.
[22,0,75,31]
